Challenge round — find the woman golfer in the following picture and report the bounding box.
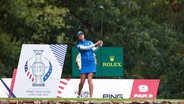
[76,31,103,98]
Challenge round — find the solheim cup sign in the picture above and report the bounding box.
[1,45,160,98]
[13,44,67,98]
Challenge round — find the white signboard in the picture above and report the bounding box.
[58,79,133,98]
[0,78,12,98]
[1,78,159,99]
[12,44,67,98]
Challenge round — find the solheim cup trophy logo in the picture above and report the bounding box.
[24,49,52,87]
[32,50,45,86]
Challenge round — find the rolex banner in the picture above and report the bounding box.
[12,44,67,98]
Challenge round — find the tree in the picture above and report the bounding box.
[0,0,184,98]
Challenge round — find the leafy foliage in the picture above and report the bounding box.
[0,0,184,98]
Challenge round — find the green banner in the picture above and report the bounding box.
[101,47,123,76]
[72,47,123,77]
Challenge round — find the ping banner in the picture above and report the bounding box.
[1,78,159,98]
[11,44,67,98]
[57,79,160,98]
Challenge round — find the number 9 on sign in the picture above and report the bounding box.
[138,85,148,92]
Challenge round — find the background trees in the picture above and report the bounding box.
[0,0,183,98]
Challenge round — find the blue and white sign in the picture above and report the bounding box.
[13,44,67,98]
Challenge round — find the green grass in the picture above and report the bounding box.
[0,98,183,102]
